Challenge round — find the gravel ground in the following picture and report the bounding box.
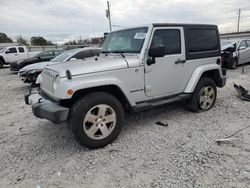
[0,65,250,188]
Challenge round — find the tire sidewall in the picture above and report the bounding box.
[69,92,124,148]
[188,77,217,112]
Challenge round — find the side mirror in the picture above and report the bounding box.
[5,50,11,54]
[149,45,165,58]
[238,46,246,51]
[69,58,77,61]
[147,45,165,66]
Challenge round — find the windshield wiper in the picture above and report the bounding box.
[110,51,126,58]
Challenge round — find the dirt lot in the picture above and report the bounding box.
[0,65,250,188]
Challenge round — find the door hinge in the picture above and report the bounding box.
[145,85,152,92]
[144,67,152,73]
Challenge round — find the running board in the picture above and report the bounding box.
[132,94,191,112]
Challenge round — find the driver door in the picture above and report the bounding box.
[144,27,186,97]
[5,47,19,62]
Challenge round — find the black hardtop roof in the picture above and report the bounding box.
[152,23,218,28]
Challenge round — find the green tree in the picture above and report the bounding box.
[30,36,48,46]
[16,36,28,45]
[0,33,13,43]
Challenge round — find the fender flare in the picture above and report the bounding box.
[184,64,222,93]
[55,77,137,107]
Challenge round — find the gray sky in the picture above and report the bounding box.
[0,0,250,44]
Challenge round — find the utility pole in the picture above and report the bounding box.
[106,1,112,32]
[237,8,241,33]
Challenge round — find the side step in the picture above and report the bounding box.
[132,94,191,113]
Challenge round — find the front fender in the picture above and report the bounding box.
[184,64,223,93]
[54,76,136,106]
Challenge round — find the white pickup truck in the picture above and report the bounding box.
[0,46,39,68]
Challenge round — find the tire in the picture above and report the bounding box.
[0,60,3,68]
[187,77,217,112]
[229,58,238,70]
[69,92,124,148]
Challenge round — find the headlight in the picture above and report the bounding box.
[28,69,42,74]
[53,75,60,91]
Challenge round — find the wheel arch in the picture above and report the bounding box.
[184,64,223,93]
[66,85,133,111]
[0,56,5,64]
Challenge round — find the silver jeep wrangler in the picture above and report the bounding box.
[25,23,226,148]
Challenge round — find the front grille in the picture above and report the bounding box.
[40,69,57,96]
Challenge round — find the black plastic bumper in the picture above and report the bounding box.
[10,62,20,72]
[25,90,69,124]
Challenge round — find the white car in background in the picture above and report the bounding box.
[0,46,39,68]
[18,47,101,85]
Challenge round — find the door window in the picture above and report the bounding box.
[6,47,17,53]
[151,29,181,55]
[18,47,25,53]
[246,40,250,47]
[239,41,247,48]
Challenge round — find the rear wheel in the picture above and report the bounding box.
[187,77,217,112]
[69,92,124,148]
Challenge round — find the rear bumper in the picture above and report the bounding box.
[25,89,69,124]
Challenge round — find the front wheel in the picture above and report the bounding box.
[69,92,124,148]
[187,77,217,112]
[229,58,238,69]
[0,60,3,68]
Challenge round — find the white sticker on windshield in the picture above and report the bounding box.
[134,32,147,39]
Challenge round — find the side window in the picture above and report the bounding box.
[6,47,17,54]
[72,50,94,59]
[92,49,101,56]
[187,29,218,52]
[239,41,247,48]
[18,47,25,53]
[246,40,250,47]
[151,29,181,55]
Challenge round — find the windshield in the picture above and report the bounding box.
[51,49,78,62]
[102,27,148,53]
[0,47,7,53]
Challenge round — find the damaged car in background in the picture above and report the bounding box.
[221,40,250,69]
[18,47,101,85]
[10,49,64,72]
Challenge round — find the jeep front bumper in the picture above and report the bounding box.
[25,89,69,124]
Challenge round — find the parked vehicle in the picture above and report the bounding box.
[221,40,250,69]
[25,23,226,148]
[10,49,64,72]
[0,46,39,68]
[19,47,101,84]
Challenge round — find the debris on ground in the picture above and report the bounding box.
[233,83,250,101]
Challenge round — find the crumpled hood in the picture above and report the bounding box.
[46,55,139,77]
[18,61,60,73]
[221,42,236,51]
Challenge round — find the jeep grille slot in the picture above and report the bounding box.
[40,69,56,96]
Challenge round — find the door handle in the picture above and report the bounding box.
[175,59,186,64]
[14,54,18,56]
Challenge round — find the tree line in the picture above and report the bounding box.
[0,32,104,46]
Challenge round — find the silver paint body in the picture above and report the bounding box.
[40,24,224,107]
